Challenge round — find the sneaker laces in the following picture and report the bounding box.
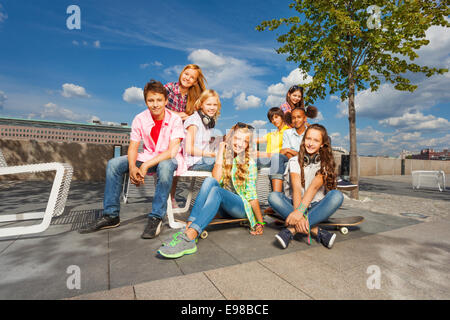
[168,232,184,247]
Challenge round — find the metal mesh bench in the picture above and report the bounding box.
[0,150,73,238]
[412,170,446,192]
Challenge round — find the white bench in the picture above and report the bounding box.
[122,167,272,229]
[412,170,446,192]
[122,171,212,229]
[0,150,73,238]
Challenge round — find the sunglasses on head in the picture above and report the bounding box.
[289,85,304,92]
[236,122,255,130]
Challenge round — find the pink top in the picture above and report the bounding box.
[130,108,187,176]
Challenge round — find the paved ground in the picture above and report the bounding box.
[0,174,448,300]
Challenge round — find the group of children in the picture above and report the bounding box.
[79,64,344,259]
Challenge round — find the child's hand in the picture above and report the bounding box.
[250,224,264,236]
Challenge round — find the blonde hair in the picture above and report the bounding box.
[222,124,254,189]
[193,89,221,121]
[179,64,207,116]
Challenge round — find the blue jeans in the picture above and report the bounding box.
[187,177,246,235]
[189,157,215,171]
[269,153,289,181]
[267,190,344,227]
[103,155,178,219]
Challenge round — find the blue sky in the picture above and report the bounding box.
[0,0,449,157]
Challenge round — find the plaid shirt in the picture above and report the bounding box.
[280,102,292,113]
[164,82,187,113]
[220,157,258,229]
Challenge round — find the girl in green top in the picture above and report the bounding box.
[158,122,265,259]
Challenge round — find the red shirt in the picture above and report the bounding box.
[150,118,163,145]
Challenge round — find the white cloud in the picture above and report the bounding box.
[188,49,226,69]
[265,95,285,108]
[249,120,267,128]
[183,49,267,99]
[309,111,324,122]
[379,112,450,132]
[123,87,144,104]
[410,17,450,69]
[28,102,87,122]
[61,83,91,98]
[72,40,79,46]
[330,95,340,102]
[0,4,7,24]
[94,40,101,48]
[265,68,313,107]
[140,61,163,69]
[221,89,237,99]
[336,72,450,120]
[0,90,7,110]
[234,92,262,110]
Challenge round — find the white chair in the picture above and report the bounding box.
[122,170,212,229]
[412,170,446,192]
[0,150,73,238]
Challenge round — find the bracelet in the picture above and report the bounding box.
[256,221,266,225]
[295,203,307,215]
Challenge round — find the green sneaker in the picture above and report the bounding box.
[158,232,197,259]
[161,227,198,246]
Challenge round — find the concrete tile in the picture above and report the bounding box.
[67,285,135,300]
[341,262,446,300]
[204,221,316,264]
[174,237,241,275]
[134,272,224,300]
[259,250,362,299]
[108,219,183,288]
[204,261,311,300]
[0,228,109,299]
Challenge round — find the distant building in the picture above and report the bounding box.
[400,150,414,159]
[411,148,450,161]
[0,117,130,146]
[332,146,348,155]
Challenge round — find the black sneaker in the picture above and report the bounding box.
[78,215,120,234]
[337,178,358,189]
[275,228,294,249]
[316,227,336,249]
[141,216,163,239]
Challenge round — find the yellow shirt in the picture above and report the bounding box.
[264,125,290,154]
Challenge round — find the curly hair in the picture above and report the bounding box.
[297,124,337,191]
[221,124,254,189]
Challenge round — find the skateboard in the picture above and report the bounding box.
[266,213,364,235]
[199,218,249,239]
[318,216,364,235]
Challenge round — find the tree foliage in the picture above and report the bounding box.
[256,0,449,104]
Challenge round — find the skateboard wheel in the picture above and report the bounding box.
[340,227,348,235]
[200,230,208,239]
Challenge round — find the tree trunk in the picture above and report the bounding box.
[348,72,359,199]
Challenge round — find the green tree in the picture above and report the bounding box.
[257,0,448,198]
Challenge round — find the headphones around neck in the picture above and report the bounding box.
[303,153,320,166]
[197,110,215,129]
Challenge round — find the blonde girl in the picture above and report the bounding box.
[158,123,265,259]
